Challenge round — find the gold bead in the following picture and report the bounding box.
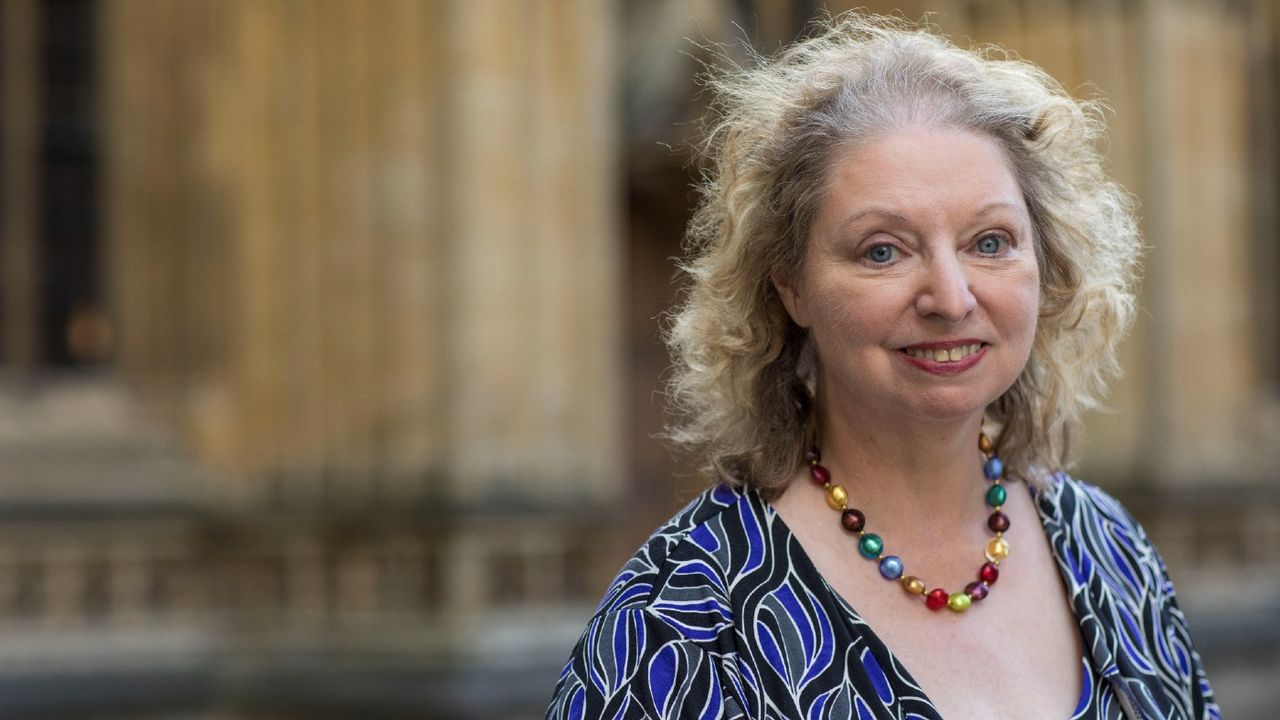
[985,537,1010,562]
[901,576,926,595]
[825,484,848,510]
[978,433,993,454]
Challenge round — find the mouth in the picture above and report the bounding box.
[900,341,986,363]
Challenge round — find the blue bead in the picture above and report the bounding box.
[878,555,904,580]
[983,456,1004,480]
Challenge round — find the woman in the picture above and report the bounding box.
[549,14,1217,720]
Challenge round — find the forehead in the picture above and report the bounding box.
[819,125,1027,224]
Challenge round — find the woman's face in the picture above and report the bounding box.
[774,125,1040,426]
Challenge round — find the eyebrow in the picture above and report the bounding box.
[972,201,1024,217]
[838,208,908,231]
[836,201,1024,234]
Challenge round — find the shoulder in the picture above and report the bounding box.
[1037,472,1155,546]
[1036,477,1221,718]
[547,483,765,719]
[595,482,765,619]
[1035,472,1173,605]
[1038,472,1142,524]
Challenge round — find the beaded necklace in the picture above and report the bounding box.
[805,431,1010,613]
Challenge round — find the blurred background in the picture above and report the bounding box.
[0,0,1277,717]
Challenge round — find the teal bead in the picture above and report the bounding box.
[986,483,1007,507]
[858,533,884,559]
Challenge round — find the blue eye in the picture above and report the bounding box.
[976,234,1007,255]
[866,244,898,264]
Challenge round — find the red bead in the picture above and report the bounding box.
[810,464,830,485]
[925,588,948,611]
[965,581,989,601]
[840,508,865,533]
[988,511,1010,533]
[979,562,999,585]
[805,448,821,465]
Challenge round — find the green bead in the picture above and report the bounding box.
[986,483,1007,507]
[947,592,972,612]
[858,533,884,559]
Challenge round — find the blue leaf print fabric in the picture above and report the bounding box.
[547,475,1218,719]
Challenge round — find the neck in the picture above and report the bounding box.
[813,399,988,534]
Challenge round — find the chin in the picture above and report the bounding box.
[902,390,997,423]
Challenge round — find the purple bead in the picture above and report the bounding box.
[965,581,989,601]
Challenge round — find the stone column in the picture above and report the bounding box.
[1137,0,1263,485]
[1070,0,1149,479]
[98,0,623,506]
[439,0,622,504]
[1,0,41,368]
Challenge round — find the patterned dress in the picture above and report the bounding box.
[546,475,1218,719]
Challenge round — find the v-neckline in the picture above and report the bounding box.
[754,479,1103,719]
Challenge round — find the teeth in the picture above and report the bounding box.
[905,343,982,362]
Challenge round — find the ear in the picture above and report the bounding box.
[771,268,809,328]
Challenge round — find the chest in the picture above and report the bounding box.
[779,488,1088,717]
[854,580,1086,718]
[742,572,1089,719]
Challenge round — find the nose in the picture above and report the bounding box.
[914,254,976,323]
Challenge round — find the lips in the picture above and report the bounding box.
[902,342,983,363]
[898,340,988,374]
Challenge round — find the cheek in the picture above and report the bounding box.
[809,282,898,347]
[1008,269,1041,344]
[979,262,1039,341]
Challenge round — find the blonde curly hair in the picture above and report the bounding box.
[665,13,1139,499]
